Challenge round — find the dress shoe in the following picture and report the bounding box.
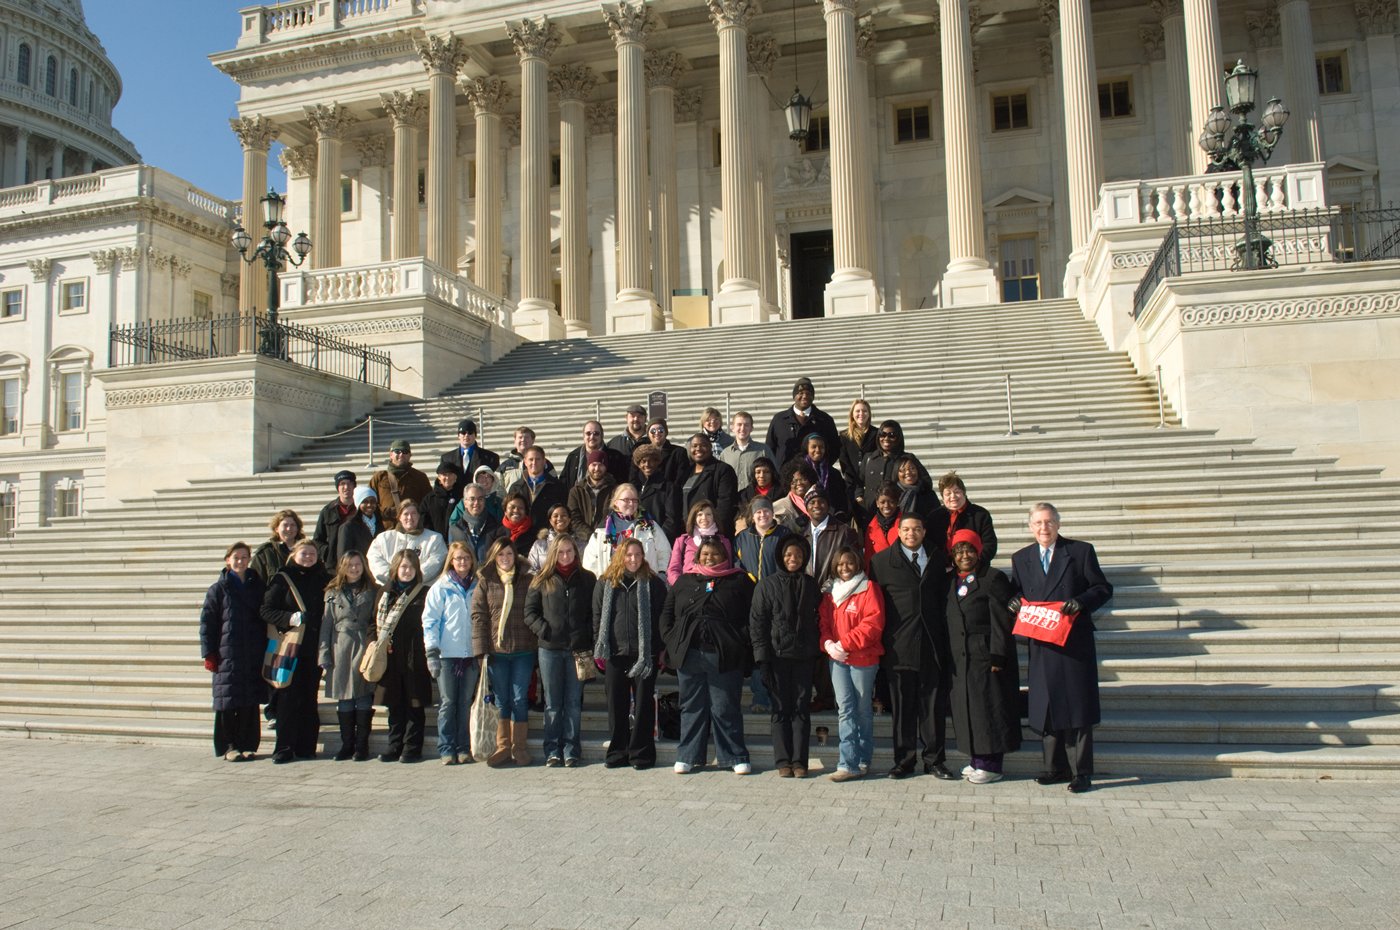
[632,761,653,771]
[271,750,293,764]
[777,765,794,778]
[1067,774,1092,793]
[400,750,423,763]
[604,758,628,769]
[379,750,402,763]
[925,763,958,780]
[791,765,808,778]
[886,764,914,780]
[1036,770,1071,786]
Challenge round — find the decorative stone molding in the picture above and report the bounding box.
[506,17,561,61]
[256,381,345,415]
[116,246,142,267]
[646,49,693,87]
[775,155,831,191]
[91,249,120,273]
[1246,1,1280,48]
[107,380,254,409]
[502,115,522,147]
[706,0,756,30]
[1110,250,1162,269]
[305,103,357,141]
[1181,292,1400,328]
[1150,0,1183,19]
[416,33,467,76]
[462,76,512,116]
[220,272,239,297]
[855,15,877,60]
[355,134,389,168]
[586,100,618,134]
[280,144,317,178]
[603,1,657,44]
[745,34,778,77]
[1038,0,1058,28]
[550,63,599,102]
[229,115,278,152]
[27,258,52,281]
[822,0,859,11]
[381,90,426,129]
[1036,38,1054,75]
[969,1,986,36]
[674,87,703,122]
[172,259,193,279]
[1354,0,1397,34]
[1140,23,1165,59]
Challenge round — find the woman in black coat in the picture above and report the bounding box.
[260,539,330,764]
[524,534,598,767]
[838,399,876,501]
[199,541,268,761]
[748,535,821,777]
[592,538,668,769]
[374,548,431,762]
[337,487,385,562]
[661,538,757,774]
[858,420,932,514]
[945,530,1021,784]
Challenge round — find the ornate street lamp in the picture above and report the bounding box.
[230,188,312,357]
[783,0,813,142]
[1196,60,1290,270]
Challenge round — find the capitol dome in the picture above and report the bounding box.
[1,0,140,186]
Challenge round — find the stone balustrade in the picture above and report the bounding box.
[277,258,513,328]
[0,164,237,223]
[1098,161,1327,229]
[236,0,422,46]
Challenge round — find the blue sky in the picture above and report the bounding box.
[86,1,286,199]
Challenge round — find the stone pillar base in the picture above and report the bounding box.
[712,283,764,326]
[610,292,662,333]
[823,276,880,316]
[1062,252,1089,309]
[937,266,1000,307]
[514,301,566,341]
[564,319,592,339]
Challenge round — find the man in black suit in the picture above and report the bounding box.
[1009,502,1113,793]
[869,512,956,780]
[438,418,500,486]
[764,377,841,469]
[679,433,739,536]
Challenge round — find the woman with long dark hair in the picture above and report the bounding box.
[374,548,431,763]
[592,538,668,769]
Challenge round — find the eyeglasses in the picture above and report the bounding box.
[878,432,897,439]
[616,497,639,503]
[648,427,666,434]
[584,430,602,437]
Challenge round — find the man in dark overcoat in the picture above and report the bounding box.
[764,377,841,469]
[680,434,740,536]
[869,512,957,780]
[1009,502,1113,793]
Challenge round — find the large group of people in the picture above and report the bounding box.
[199,379,1112,790]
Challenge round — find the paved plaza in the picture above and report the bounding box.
[0,739,1397,930]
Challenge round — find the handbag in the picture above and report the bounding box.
[469,656,499,762]
[358,581,424,683]
[573,650,597,682]
[1012,600,1079,647]
[262,573,309,690]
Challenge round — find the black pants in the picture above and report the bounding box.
[809,655,835,708]
[767,658,813,768]
[213,705,261,755]
[604,656,656,765]
[889,668,949,770]
[273,664,321,758]
[1042,725,1094,776]
[385,703,426,756]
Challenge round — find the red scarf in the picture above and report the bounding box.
[503,513,533,542]
[787,490,811,518]
[946,506,963,551]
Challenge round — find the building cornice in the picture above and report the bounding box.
[211,27,423,84]
[0,197,233,244]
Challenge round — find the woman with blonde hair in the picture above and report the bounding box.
[592,537,668,769]
[699,406,733,452]
[840,399,876,517]
[423,541,479,764]
[582,482,671,576]
[260,538,329,764]
[525,534,597,767]
[374,548,431,762]
[251,509,303,585]
[319,549,378,761]
[471,536,537,766]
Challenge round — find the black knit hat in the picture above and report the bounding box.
[333,470,356,487]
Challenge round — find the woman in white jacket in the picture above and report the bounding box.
[368,499,447,585]
[422,541,478,764]
[582,483,671,577]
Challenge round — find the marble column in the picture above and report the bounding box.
[1058,0,1104,257]
[229,115,278,315]
[381,90,425,260]
[354,134,389,262]
[278,145,316,251]
[416,34,467,269]
[14,128,30,185]
[305,104,355,269]
[1357,0,1400,202]
[1183,0,1224,174]
[937,0,998,306]
[1279,0,1323,163]
[1153,0,1193,175]
[747,34,780,319]
[603,1,662,332]
[586,102,619,335]
[462,77,511,298]
[822,1,879,316]
[647,49,690,328]
[708,0,763,324]
[855,17,883,309]
[508,16,564,341]
[550,64,599,338]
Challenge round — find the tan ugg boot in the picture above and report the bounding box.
[510,720,532,766]
[485,724,513,767]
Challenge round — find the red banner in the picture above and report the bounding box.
[1013,600,1079,647]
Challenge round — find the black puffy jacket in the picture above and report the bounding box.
[660,571,755,673]
[524,568,598,651]
[748,539,821,664]
[199,568,268,710]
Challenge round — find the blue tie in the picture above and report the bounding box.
[1041,548,1050,574]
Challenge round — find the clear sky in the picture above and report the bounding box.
[85,1,286,200]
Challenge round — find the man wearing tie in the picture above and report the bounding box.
[438,418,500,487]
[1009,502,1113,793]
[869,512,955,779]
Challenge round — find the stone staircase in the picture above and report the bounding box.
[3,298,1399,777]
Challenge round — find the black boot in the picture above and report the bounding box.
[334,711,355,761]
[353,709,373,761]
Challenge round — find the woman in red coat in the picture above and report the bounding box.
[818,546,885,782]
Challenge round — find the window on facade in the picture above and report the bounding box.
[87,79,94,113]
[803,115,832,153]
[1,379,18,436]
[193,291,213,320]
[17,43,31,85]
[1098,79,1133,119]
[893,103,932,144]
[340,176,354,214]
[1000,236,1040,303]
[417,168,426,205]
[992,93,1031,131]
[68,68,78,106]
[59,280,85,314]
[45,56,57,96]
[60,372,82,432]
[550,153,562,188]
[0,489,15,537]
[53,486,79,519]
[1,289,22,319]
[712,128,723,167]
[1316,51,1349,95]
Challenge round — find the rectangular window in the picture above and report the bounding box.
[1,288,22,319]
[1000,236,1040,303]
[60,279,86,314]
[893,103,932,144]
[550,153,562,188]
[1097,79,1133,119]
[803,115,832,153]
[192,291,213,320]
[992,93,1031,132]
[0,490,15,537]
[340,176,354,214]
[1,379,18,436]
[54,486,79,519]
[60,372,82,432]
[1316,51,1349,95]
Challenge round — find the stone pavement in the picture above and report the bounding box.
[0,740,1397,930]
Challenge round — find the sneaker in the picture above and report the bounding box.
[455,753,474,765]
[674,761,694,774]
[961,764,976,777]
[829,770,863,783]
[967,769,1004,784]
[733,762,752,775]
[223,751,240,762]
[564,758,580,768]
[545,756,563,768]
[858,762,869,774]
[441,756,456,766]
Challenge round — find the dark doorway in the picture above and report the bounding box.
[789,230,834,319]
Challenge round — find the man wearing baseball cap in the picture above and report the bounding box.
[764,377,840,469]
[368,439,432,524]
[608,403,651,461]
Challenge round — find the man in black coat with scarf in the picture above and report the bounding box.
[868,512,957,780]
[764,377,841,469]
[680,433,739,536]
[1009,502,1113,793]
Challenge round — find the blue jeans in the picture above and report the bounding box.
[677,649,748,767]
[830,660,878,774]
[488,651,535,723]
[748,669,772,708]
[537,648,584,761]
[435,656,480,759]
[336,695,372,712]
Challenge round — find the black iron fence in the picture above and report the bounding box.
[108,313,391,387]
[1132,205,1400,318]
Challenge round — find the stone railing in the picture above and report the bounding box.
[1098,161,1326,229]
[0,164,237,224]
[0,77,136,152]
[278,258,512,327]
[236,0,423,46]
